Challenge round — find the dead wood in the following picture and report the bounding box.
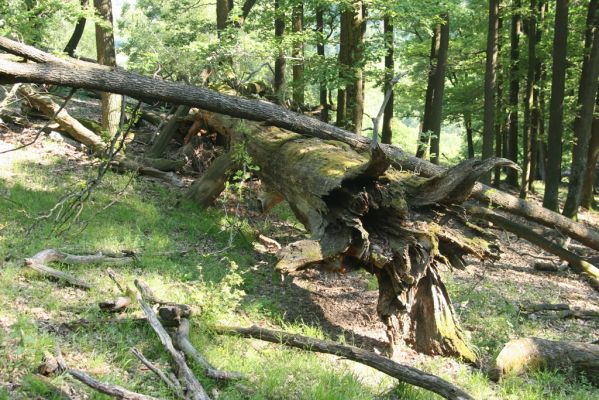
[533,261,568,272]
[141,157,185,172]
[519,303,599,320]
[111,159,184,187]
[2,38,598,251]
[468,206,599,290]
[18,84,106,152]
[131,347,185,399]
[134,280,210,400]
[24,258,91,289]
[490,338,599,385]
[214,325,473,400]
[175,319,243,381]
[52,347,160,400]
[187,152,239,206]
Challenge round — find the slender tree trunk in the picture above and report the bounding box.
[64,0,89,57]
[216,0,232,33]
[292,2,304,108]
[382,16,394,145]
[581,94,599,209]
[520,0,537,198]
[507,0,522,187]
[465,113,475,159]
[273,0,286,105]
[347,1,365,134]
[482,0,500,184]
[563,0,599,218]
[543,1,569,211]
[316,7,328,122]
[336,9,350,127]
[429,14,450,165]
[94,0,121,138]
[494,69,504,186]
[416,14,449,160]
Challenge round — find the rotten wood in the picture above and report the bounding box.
[186,152,239,206]
[214,325,473,400]
[490,337,599,385]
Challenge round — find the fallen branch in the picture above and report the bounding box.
[135,280,211,400]
[519,303,599,320]
[176,319,244,381]
[53,347,159,400]
[131,347,184,399]
[213,325,473,400]
[490,338,599,385]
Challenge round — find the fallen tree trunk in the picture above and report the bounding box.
[2,38,597,251]
[18,84,106,152]
[468,205,599,290]
[490,338,599,385]
[195,112,510,361]
[214,325,473,400]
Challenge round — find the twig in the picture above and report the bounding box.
[0,82,21,112]
[131,348,185,399]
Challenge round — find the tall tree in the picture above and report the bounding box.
[292,2,305,107]
[520,0,537,198]
[216,0,234,33]
[543,0,569,211]
[581,94,599,209]
[482,0,500,184]
[563,0,599,218]
[347,0,366,134]
[316,5,328,122]
[416,14,449,163]
[506,0,522,187]
[381,15,394,145]
[94,0,121,138]
[336,8,350,126]
[273,0,286,105]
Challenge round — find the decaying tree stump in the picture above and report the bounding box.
[490,338,599,385]
[194,111,512,361]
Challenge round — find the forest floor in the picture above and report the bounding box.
[0,92,598,400]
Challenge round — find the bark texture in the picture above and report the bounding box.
[482,0,499,184]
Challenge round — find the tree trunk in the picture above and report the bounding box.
[292,2,304,108]
[5,38,599,251]
[381,16,394,145]
[543,2,569,210]
[347,1,365,134]
[273,0,286,105]
[506,0,521,187]
[581,94,599,209]
[491,338,599,384]
[563,0,599,218]
[316,7,328,122]
[494,33,504,187]
[428,14,450,165]
[64,0,89,57]
[216,0,232,33]
[195,111,509,362]
[465,113,475,159]
[520,0,537,198]
[336,9,350,127]
[482,0,499,184]
[93,0,121,138]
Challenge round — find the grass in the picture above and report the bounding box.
[0,143,598,399]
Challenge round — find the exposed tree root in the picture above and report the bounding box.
[214,325,473,400]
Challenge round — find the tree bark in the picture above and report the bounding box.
[146,105,190,158]
[506,0,521,187]
[64,0,89,57]
[186,152,238,206]
[563,0,599,218]
[382,16,394,145]
[482,0,500,184]
[465,113,475,159]
[4,39,599,251]
[216,0,232,33]
[348,1,365,134]
[336,9,350,127]
[292,2,304,107]
[273,0,286,105]
[93,0,121,138]
[491,338,599,385]
[428,14,450,165]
